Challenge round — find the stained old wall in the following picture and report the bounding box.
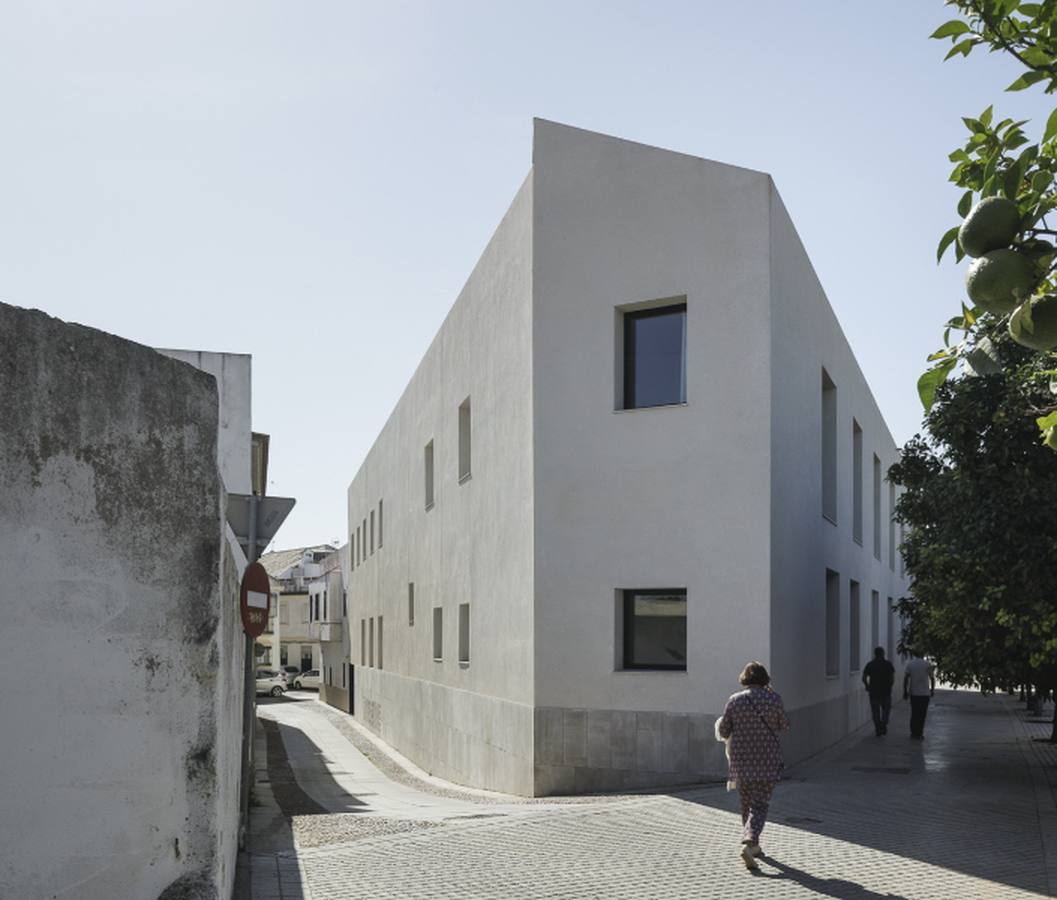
[0,304,244,899]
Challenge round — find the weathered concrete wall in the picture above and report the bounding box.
[0,304,243,899]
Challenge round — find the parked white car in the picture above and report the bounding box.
[293,669,321,690]
[255,669,286,697]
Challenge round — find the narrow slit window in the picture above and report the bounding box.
[825,569,840,677]
[425,440,435,510]
[433,607,443,660]
[369,617,374,668]
[408,583,415,626]
[458,398,472,483]
[822,370,837,523]
[378,616,383,670]
[370,510,375,555]
[458,603,470,664]
[850,579,861,673]
[852,420,863,544]
[888,481,896,572]
[871,590,880,651]
[378,500,383,549]
[873,454,882,561]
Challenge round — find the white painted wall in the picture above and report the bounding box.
[766,188,911,761]
[157,348,253,496]
[532,120,773,717]
[346,173,535,794]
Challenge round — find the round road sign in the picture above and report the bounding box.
[240,562,271,638]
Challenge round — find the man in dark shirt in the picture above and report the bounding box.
[862,647,896,736]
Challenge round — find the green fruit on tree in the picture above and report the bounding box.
[958,196,1022,258]
[1009,294,1057,351]
[965,249,1038,314]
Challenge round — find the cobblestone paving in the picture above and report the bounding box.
[291,813,443,848]
[293,691,1054,899]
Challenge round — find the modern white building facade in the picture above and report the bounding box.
[345,120,910,796]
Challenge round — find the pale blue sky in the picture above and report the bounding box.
[1,2,1049,548]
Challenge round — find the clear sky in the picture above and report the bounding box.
[1,2,1050,550]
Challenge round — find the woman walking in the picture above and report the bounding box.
[715,661,790,869]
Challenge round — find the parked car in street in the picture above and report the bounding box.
[279,665,300,683]
[293,669,321,690]
[255,669,286,697]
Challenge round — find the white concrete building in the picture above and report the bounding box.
[345,120,910,797]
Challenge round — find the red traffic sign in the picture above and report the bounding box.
[240,562,271,638]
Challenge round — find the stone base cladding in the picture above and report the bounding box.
[533,708,729,796]
[782,688,886,767]
[355,668,534,796]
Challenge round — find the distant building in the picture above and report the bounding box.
[343,121,911,797]
[315,544,351,712]
[259,544,336,674]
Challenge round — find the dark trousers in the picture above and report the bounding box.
[909,695,931,737]
[869,694,891,734]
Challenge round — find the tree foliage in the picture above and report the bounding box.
[928,1,1057,448]
[891,334,1057,695]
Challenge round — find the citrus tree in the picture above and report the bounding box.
[928,0,1057,448]
[891,333,1057,738]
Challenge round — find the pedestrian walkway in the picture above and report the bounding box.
[237,690,1057,899]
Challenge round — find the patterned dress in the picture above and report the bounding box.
[716,685,790,845]
[716,686,790,789]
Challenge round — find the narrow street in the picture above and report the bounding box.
[237,690,1057,899]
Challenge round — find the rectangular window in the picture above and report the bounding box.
[301,602,309,624]
[369,617,374,667]
[825,569,840,677]
[873,454,882,561]
[621,589,687,671]
[888,597,896,660]
[323,590,328,621]
[888,481,896,572]
[850,580,861,672]
[342,663,346,688]
[458,603,470,664]
[355,527,360,567]
[378,616,383,670]
[433,607,443,661]
[370,510,375,555]
[458,397,472,483]
[378,500,383,549]
[360,619,365,664]
[622,303,687,409]
[852,420,863,544]
[342,591,347,618]
[362,518,367,559]
[408,583,415,626]
[280,605,289,626]
[280,645,288,666]
[871,590,880,652]
[822,370,837,523]
[425,440,435,510]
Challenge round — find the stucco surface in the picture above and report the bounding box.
[0,304,242,899]
[346,172,535,793]
[766,189,910,742]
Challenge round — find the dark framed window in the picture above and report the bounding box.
[623,303,687,409]
[622,589,687,670]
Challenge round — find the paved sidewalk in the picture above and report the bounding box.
[239,690,1057,899]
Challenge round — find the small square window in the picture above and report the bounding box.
[621,303,687,410]
[621,589,686,670]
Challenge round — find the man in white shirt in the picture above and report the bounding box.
[903,653,936,739]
